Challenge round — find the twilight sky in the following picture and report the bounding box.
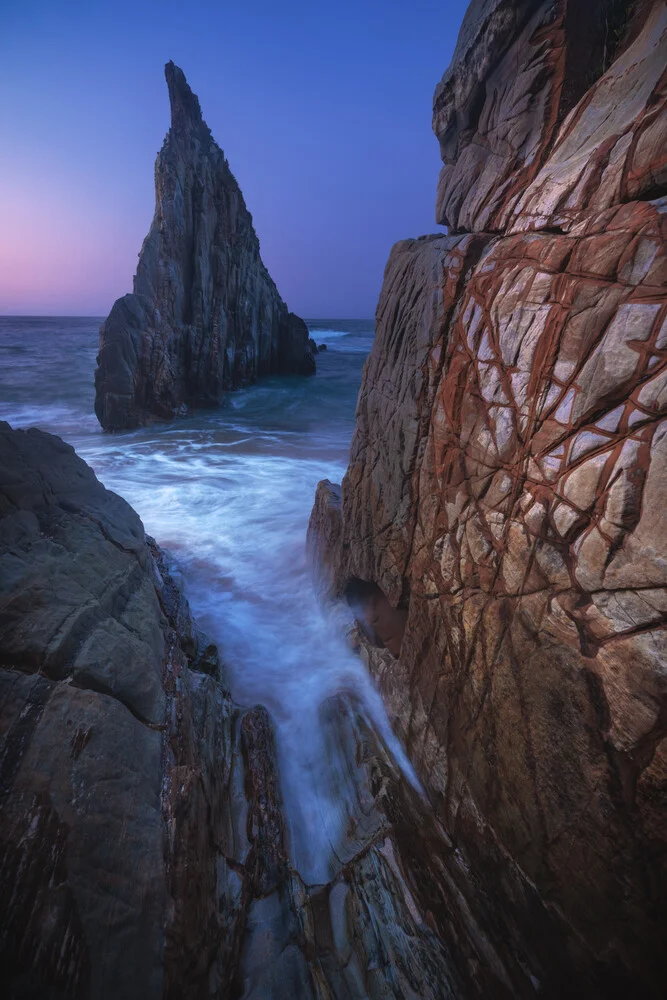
[1,0,469,318]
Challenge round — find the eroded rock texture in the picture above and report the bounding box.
[310,3,667,997]
[0,424,284,998]
[434,0,666,233]
[95,62,314,431]
[0,423,464,999]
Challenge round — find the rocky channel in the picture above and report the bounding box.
[2,0,666,998]
[0,423,464,999]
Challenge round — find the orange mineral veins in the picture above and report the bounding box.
[309,2,667,996]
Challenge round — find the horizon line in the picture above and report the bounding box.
[0,313,376,322]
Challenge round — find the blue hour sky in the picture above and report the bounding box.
[0,0,469,317]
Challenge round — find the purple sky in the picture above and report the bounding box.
[1,0,469,318]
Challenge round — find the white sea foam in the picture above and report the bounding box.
[1,317,416,885]
[79,435,420,882]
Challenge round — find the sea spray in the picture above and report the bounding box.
[0,315,420,883]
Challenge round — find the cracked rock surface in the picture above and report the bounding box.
[0,423,461,999]
[434,0,666,234]
[310,2,667,997]
[94,62,314,431]
[0,421,249,997]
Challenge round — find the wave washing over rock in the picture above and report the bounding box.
[94,62,315,432]
[0,421,461,998]
[3,2,667,999]
[310,2,667,998]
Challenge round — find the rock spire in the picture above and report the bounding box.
[95,62,314,431]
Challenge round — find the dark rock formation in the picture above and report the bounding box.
[309,2,667,997]
[0,421,267,997]
[309,479,343,594]
[295,691,461,1000]
[0,422,462,998]
[94,62,314,431]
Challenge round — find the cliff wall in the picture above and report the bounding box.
[309,3,667,996]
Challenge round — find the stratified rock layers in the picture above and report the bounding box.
[0,421,264,997]
[0,423,461,999]
[94,62,314,431]
[310,3,667,997]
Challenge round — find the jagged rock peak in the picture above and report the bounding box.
[164,60,210,139]
[94,63,314,432]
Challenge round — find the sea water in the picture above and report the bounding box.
[0,316,417,884]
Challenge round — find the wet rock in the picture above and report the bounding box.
[310,3,667,996]
[298,695,460,1000]
[94,63,314,431]
[307,479,343,594]
[0,424,292,998]
[344,579,407,657]
[2,421,464,999]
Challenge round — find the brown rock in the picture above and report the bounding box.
[307,478,342,594]
[310,3,667,995]
[433,0,666,234]
[434,0,567,233]
[510,3,667,232]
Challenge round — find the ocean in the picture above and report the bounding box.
[0,315,416,883]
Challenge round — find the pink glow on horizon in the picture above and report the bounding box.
[0,162,149,315]
[1,0,468,318]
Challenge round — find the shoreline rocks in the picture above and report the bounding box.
[0,423,300,997]
[309,2,667,996]
[0,422,463,998]
[0,421,244,996]
[94,62,315,432]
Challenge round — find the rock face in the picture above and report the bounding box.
[433,0,666,233]
[0,421,269,997]
[310,3,667,997]
[0,422,462,998]
[94,62,314,431]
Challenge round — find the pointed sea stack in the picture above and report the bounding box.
[95,62,314,431]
